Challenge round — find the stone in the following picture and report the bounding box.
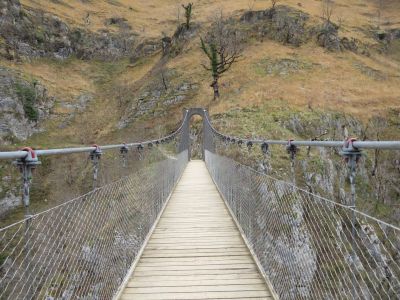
[0,192,21,217]
[161,36,172,55]
[104,17,131,30]
[316,22,341,51]
[0,67,55,143]
[0,0,138,61]
[241,6,310,47]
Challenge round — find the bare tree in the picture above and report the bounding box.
[322,0,335,23]
[376,0,386,29]
[248,0,256,11]
[161,70,168,91]
[271,0,280,10]
[84,12,90,27]
[182,3,193,29]
[175,1,182,24]
[200,12,242,100]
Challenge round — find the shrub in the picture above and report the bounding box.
[15,82,39,121]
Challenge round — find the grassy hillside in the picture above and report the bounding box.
[4,0,397,139]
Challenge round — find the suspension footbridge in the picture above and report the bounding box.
[118,161,273,299]
[0,108,400,300]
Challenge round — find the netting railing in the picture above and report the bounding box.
[206,150,400,300]
[0,149,188,299]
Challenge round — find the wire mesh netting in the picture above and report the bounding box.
[0,149,188,299]
[205,150,400,299]
[0,121,189,300]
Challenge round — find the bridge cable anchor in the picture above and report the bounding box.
[246,141,253,152]
[261,142,271,174]
[286,140,298,184]
[340,137,362,296]
[90,145,102,189]
[14,147,41,297]
[261,142,269,155]
[286,139,298,160]
[137,144,144,160]
[14,147,41,214]
[120,143,129,168]
[340,137,363,207]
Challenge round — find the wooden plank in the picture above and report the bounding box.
[127,278,265,287]
[154,228,237,231]
[134,263,258,271]
[124,284,270,293]
[132,269,259,276]
[144,245,247,250]
[120,291,272,300]
[128,273,263,282]
[138,256,254,263]
[118,161,272,299]
[134,262,256,269]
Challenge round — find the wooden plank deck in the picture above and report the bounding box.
[119,160,273,300]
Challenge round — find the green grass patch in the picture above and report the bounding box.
[89,58,130,87]
[254,56,315,77]
[15,82,39,121]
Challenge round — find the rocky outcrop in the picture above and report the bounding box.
[129,22,200,62]
[0,67,54,144]
[316,21,341,51]
[0,0,138,61]
[315,22,369,55]
[0,192,20,217]
[240,5,368,54]
[71,29,137,61]
[129,39,161,63]
[104,17,131,31]
[118,79,198,129]
[0,166,21,217]
[169,23,200,57]
[241,6,310,47]
[117,70,198,129]
[374,28,400,56]
[375,28,400,43]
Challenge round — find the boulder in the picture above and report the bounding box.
[241,6,310,47]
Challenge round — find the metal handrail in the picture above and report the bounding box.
[0,111,190,160]
[203,112,400,150]
[1,108,399,161]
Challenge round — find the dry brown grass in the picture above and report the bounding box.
[168,34,400,121]
[1,0,398,147]
[2,58,95,100]
[20,0,400,40]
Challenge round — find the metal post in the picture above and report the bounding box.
[137,144,144,161]
[162,163,165,202]
[90,145,102,189]
[286,140,298,185]
[120,144,129,168]
[178,109,190,160]
[341,138,362,299]
[14,147,40,298]
[202,122,207,161]
[261,142,270,174]
[247,141,253,153]
[202,110,208,161]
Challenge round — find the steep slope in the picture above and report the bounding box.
[0,0,399,220]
